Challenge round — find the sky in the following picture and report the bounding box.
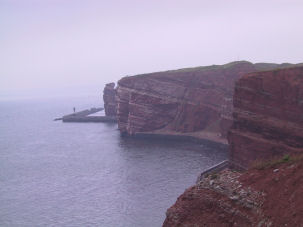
[1,0,303,99]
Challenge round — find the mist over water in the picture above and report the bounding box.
[0,97,227,226]
[1,0,303,99]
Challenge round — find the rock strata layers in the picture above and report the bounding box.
[116,61,257,138]
[228,66,303,168]
[115,61,296,142]
[103,83,117,117]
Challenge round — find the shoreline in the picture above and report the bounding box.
[133,130,229,150]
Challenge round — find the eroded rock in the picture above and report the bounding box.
[228,66,303,168]
[103,82,117,117]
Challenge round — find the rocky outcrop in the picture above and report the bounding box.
[228,66,303,168]
[115,61,297,142]
[103,83,117,117]
[163,169,264,227]
[163,155,303,226]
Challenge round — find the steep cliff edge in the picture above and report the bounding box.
[103,82,117,117]
[115,61,297,143]
[116,61,256,140]
[163,66,303,226]
[228,66,303,168]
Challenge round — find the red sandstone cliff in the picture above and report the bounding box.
[116,61,257,140]
[103,82,117,117]
[115,61,296,143]
[228,66,303,168]
[163,66,303,227]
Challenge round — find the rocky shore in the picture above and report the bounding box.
[134,130,228,146]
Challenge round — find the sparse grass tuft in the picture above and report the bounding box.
[210,174,218,180]
[282,154,290,162]
[253,153,303,170]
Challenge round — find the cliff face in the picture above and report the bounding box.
[103,83,117,117]
[228,67,303,168]
[115,61,298,140]
[116,61,256,137]
[163,66,303,226]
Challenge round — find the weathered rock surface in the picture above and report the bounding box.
[103,82,117,117]
[164,155,303,226]
[228,66,303,168]
[115,61,297,142]
[162,65,303,226]
[163,169,265,227]
[116,61,254,138]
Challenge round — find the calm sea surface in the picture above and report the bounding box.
[0,96,228,227]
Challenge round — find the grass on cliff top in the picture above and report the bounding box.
[253,62,303,73]
[254,63,292,71]
[144,61,299,75]
[123,61,302,80]
[253,154,303,170]
[167,60,252,73]
[131,61,252,78]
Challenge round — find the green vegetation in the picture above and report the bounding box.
[253,154,303,170]
[254,62,299,73]
[126,61,301,79]
[169,61,251,73]
[210,173,218,179]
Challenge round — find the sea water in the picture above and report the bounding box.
[0,96,227,227]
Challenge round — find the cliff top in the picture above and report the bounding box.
[121,61,252,80]
[118,61,301,84]
[243,64,303,78]
[166,60,252,73]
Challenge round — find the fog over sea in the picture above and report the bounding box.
[0,96,227,227]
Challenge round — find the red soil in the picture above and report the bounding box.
[240,158,303,226]
[163,156,303,226]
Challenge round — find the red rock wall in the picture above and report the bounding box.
[228,67,303,168]
[116,61,256,136]
[164,156,303,226]
[103,83,117,117]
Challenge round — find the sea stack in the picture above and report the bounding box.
[103,82,117,117]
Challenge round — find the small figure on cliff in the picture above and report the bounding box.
[73,107,76,113]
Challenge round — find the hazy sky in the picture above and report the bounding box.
[1,0,303,98]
